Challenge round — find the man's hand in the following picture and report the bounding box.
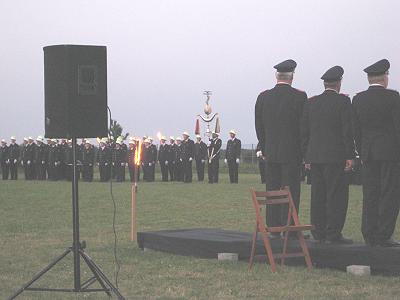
[305,163,311,170]
[345,159,354,172]
[224,159,227,164]
[236,158,240,164]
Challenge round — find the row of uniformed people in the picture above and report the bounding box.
[0,130,242,183]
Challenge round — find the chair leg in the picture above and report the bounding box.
[298,231,313,270]
[281,230,289,266]
[248,226,258,270]
[261,231,276,273]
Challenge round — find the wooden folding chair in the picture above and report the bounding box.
[248,187,314,272]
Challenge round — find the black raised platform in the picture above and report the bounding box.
[137,228,400,275]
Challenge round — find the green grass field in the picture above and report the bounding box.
[1,172,400,300]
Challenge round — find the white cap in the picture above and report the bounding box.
[176,137,182,141]
[1,139,6,143]
[148,137,153,141]
[182,131,189,136]
[170,136,175,140]
[10,136,16,140]
[36,136,44,142]
[160,136,166,141]
[28,136,33,140]
[229,129,236,135]
[85,140,91,145]
[101,137,108,143]
[51,138,57,143]
[212,131,220,136]
[196,134,201,138]
[23,137,28,141]
[129,140,135,144]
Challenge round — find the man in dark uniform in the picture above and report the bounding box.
[352,59,400,247]
[9,137,20,180]
[256,142,266,184]
[181,132,194,183]
[112,141,126,182]
[35,136,47,180]
[47,139,60,181]
[0,139,10,180]
[208,132,222,183]
[148,137,157,181]
[168,137,177,181]
[141,139,153,182]
[301,66,354,244]
[24,137,36,180]
[225,130,241,183]
[158,136,170,182]
[175,137,184,181]
[254,59,307,236]
[194,135,207,181]
[81,140,95,182]
[96,138,111,182]
[58,139,68,180]
[63,140,74,181]
[20,137,28,179]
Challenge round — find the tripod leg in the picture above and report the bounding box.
[8,248,71,300]
[79,250,111,297]
[80,251,126,300]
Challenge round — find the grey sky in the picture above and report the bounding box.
[1,0,399,144]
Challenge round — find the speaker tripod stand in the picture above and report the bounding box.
[9,137,125,300]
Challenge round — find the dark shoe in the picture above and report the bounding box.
[379,239,400,247]
[326,236,353,245]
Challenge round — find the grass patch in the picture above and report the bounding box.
[1,173,399,299]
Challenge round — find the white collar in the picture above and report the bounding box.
[369,83,385,88]
[277,81,291,86]
[325,88,339,93]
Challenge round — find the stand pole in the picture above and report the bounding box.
[131,165,139,242]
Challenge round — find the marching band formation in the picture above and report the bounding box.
[0,130,242,184]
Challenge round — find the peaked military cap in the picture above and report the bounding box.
[364,59,390,75]
[274,59,297,72]
[321,66,344,82]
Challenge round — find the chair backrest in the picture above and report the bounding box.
[250,187,300,230]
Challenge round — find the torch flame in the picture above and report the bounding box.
[134,139,142,166]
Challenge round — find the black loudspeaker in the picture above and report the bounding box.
[44,45,108,138]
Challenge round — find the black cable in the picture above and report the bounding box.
[107,106,121,289]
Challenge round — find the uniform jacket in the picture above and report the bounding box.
[301,90,354,163]
[225,138,241,160]
[158,144,170,162]
[9,143,20,161]
[255,83,307,163]
[96,146,111,165]
[82,146,95,166]
[181,139,194,161]
[0,145,9,163]
[194,141,208,161]
[208,138,222,161]
[352,85,400,161]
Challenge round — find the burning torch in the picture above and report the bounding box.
[131,138,142,242]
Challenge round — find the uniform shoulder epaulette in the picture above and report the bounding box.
[340,93,350,97]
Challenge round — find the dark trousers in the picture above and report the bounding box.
[25,163,35,180]
[258,159,266,184]
[227,159,239,183]
[10,162,18,180]
[175,162,183,181]
[183,160,193,183]
[265,162,301,228]
[82,165,93,182]
[169,162,175,181]
[362,161,400,243]
[1,162,9,180]
[65,165,73,181]
[142,163,154,182]
[310,163,348,240]
[99,164,110,182]
[47,164,57,181]
[208,159,219,183]
[196,160,205,181]
[114,164,125,182]
[160,161,169,181]
[36,163,47,180]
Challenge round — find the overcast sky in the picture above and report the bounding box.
[1,0,399,144]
